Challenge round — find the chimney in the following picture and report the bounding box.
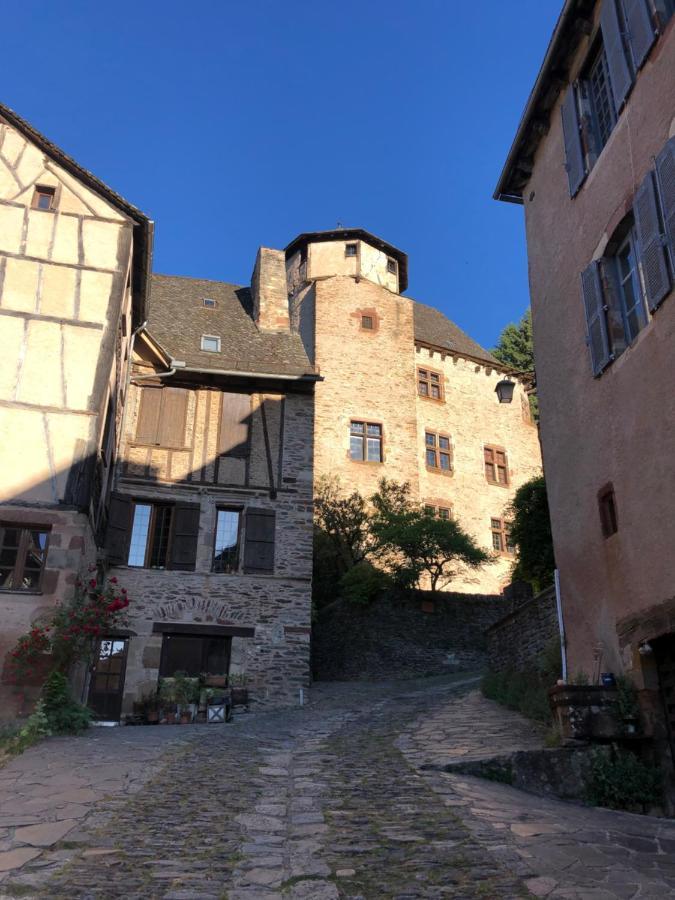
[251,247,290,332]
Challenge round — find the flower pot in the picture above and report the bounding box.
[146,710,159,724]
[205,675,228,688]
[179,713,192,725]
[165,712,176,725]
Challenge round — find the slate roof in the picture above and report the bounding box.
[412,301,500,367]
[148,274,317,377]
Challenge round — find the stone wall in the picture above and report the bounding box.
[312,592,509,681]
[486,586,559,673]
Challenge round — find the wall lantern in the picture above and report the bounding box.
[495,377,515,403]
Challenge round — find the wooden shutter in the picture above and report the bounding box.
[135,388,161,444]
[219,392,251,458]
[656,137,675,277]
[581,261,611,376]
[561,85,586,197]
[623,0,656,70]
[243,508,276,575]
[105,493,133,565]
[169,502,200,571]
[634,170,671,311]
[158,388,188,449]
[600,0,634,111]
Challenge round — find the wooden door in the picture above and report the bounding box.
[654,635,675,760]
[88,638,129,721]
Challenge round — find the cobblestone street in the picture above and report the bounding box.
[1,676,675,899]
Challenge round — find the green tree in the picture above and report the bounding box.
[508,475,555,591]
[314,476,371,570]
[493,308,538,420]
[371,479,490,591]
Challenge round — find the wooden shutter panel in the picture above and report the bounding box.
[656,137,675,277]
[560,85,586,197]
[158,388,188,449]
[135,388,161,444]
[243,509,276,575]
[169,502,200,571]
[105,493,133,565]
[581,261,611,376]
[623,0,656,70]
[219,392,251,458]
[634,170,671,311]
[600,0,634,111]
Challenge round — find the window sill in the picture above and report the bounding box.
[349,459,384,466]
[418,395,445,404]
[425,466,453,477]
[486,479,510,489]
[129,441,190,452]
[0,589,43,596]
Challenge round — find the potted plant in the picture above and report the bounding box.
[229,673,249,711]
[173,671,195,724]
[615,675,640,735]
[159,678,177,724]
[145,692,160,724]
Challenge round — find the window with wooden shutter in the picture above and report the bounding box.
[135,387,188,449]
[484,446,509,486]
[219,392,251,459]
[621,0,656,70]
[600,0,634,111]
[561,85,586,197]
[581,261,612,375]
[656,137,675,278]
[105,493,133,565]
[633,171,671,311]
[243,508,275,575]
[169,503,200,571]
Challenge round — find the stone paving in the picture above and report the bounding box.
[0,675,673,898]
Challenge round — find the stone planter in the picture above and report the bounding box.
[549,684,623,742]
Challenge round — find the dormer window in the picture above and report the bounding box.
[203,298,216,309]
[387,258,397,275]
[32,185,56,211]
[201,335,221,353]
[345,243,358,257]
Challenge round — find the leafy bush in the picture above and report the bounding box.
[481,642,561,724]
[339,561,392,605]
[40,671,91,734]
[585,747,662,811]
[0,702,52,757]
[508,476,555,591]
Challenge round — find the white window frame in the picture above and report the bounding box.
[201,334,221,352]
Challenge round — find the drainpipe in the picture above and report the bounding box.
[554,568,568,682]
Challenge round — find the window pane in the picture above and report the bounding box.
[431,384,440,399]
[350,422,364,434]
[149,507,172,568]
[438,436,450,450]
[214,510,240,573]
[0,546,18,567]
[426,449,437,467]
[425,433,436,446]
[424,506,435,516]
[492,533,503,551]
[497,467,508,484]
[350,435,364,460]
[366,424,381,436]
[491,518,502,530]
[438,508,450,520]
[361,315,373,329]
[418,381,429,396]
[366,438,381,462]
[496,451,506,465]
[1,528,21,549]
[485,463,496,481]
[430,373,439,383]
[439,453,451,471]
[201,336,220,352]
[128,504,151,566]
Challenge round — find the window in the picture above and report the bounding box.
[417,367,444,400]
[106,495,200,570]
[425,432,452,472]
[0,526,49,591]
[159,633,231,678]
[32,185,55,211]
[484,446,509,485]
[387,258,397,275]
[127,503,173,568]
[598,485,618,537]
[424,504,452,519]
[135,387,188,449]
[491,518,514,554]
[588,45,617,152]
[345,243,358,257]
[349,421,383,462]
[361,314,374,330]
[213,509,241,573]
[615,228,648,343]
[201,335,221,352]
[203,298,216,309]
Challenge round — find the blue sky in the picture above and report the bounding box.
[5,1,560,349]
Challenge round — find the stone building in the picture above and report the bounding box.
[286,228,542,593]
[0,104,152,718]
[495,1,675,759]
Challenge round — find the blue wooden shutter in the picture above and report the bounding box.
[622,0,656,69]
[633,170,671,310]
[655,137,675,277]
[601,0,634,110]
[561,85,586,196]
[169,502,200,571]
[581,262,611,375]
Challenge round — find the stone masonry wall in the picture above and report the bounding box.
[486,586,559,673]
[312,592,509,681]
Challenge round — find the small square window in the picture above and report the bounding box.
[32,185,56,211]
[345,243,358,257]
[387,258,397,275]
[361,315,374,330]
[201,335,221,353]
[203,298,216,309]
[598,485,618,538]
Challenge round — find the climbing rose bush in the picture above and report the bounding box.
[6,570,131,682]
